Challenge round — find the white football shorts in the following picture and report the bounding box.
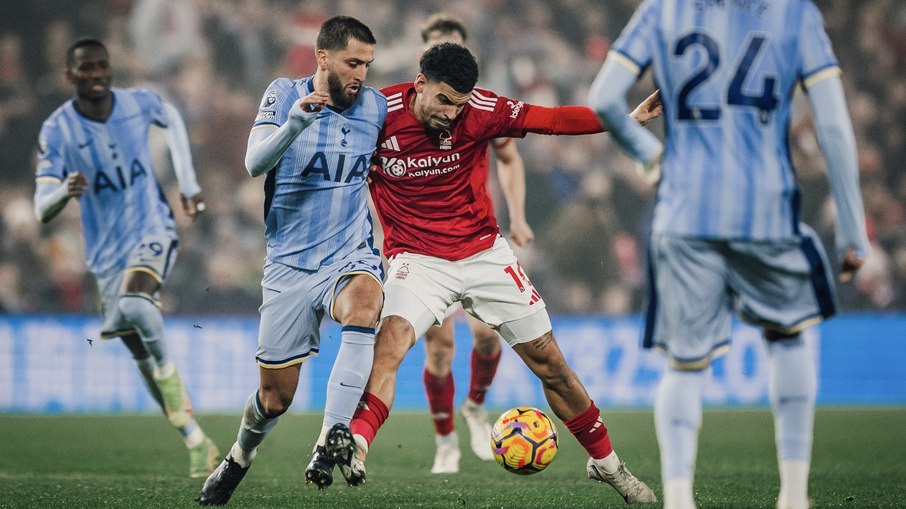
[381,235,551,346]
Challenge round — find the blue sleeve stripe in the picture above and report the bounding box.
[342,325,376,335]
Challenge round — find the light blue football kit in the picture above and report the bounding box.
[589,0,869,366]
[35,88,199,336]
[589,2,870,505]
[250,76,387,367]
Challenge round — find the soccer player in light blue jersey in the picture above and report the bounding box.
[198,16,387,505]
[33,38,217,478]
[588,1,870,508]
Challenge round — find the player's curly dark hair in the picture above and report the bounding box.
[317,15,376,51]
[419,43,478,94]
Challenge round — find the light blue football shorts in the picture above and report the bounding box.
[97,234,179,339]
[256,248,384,369]
[643,224,836,370]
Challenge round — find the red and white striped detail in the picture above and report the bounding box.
[469,89,497,112]
[387,92,404,113]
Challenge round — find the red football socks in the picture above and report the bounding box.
[350,391,389,447]
[467,347,501,404]
[423,369,455,435]
[563,401,613,459]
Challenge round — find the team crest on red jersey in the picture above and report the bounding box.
[439,129,452,150]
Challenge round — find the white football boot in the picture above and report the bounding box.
[431,432,461,474]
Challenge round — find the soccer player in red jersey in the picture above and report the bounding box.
[339,43,662,504]
[418,13,535,474]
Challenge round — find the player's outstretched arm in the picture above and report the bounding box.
[245,91,327,178]
[805,73,870,280]
[34,172,86,223]
[162,102,205,219]
[494,140,534,247]
[588,53,662,166]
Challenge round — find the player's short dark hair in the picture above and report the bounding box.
[420,13,467,43]
[317,15,376,51]
[66,38,107,68]
[419,43,478,94]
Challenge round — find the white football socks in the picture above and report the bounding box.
[235,392,278,467]
[319,327,374,445]
[655,368,705,509]
[767,337,815,509]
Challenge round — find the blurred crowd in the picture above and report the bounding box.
[1,0,905,316]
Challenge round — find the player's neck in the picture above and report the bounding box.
[74,93,113,122]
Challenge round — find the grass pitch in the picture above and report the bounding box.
[1,408,903,508]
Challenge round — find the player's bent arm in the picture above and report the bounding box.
[806,73,871,260]
[588,53,662,165]
[494,140,534,246]
[162,102,202,199]
[34,177,74,223]
[245,100,317,177]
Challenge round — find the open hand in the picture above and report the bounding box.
[631,90,663,126]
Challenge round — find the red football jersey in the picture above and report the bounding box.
[371,83,532,261]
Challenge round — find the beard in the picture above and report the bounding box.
[327,72,358,110]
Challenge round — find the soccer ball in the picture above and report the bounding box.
[490,406,558,475]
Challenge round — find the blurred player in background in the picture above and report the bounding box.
[33,38,217,478]
[198,16,386,505]
[417,13,535,474]
[589,1,869,508]
[344,43,661,504]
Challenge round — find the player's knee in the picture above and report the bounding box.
[374,317,414,369]
[473,330,500,356]
[344,300,382,328]
[425,345,454,373]
[117,293,157,324]
[258,390,293,417]
[535,366,573,391]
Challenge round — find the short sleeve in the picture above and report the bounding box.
[133,89,168,127]
[253,78,295,127]
[798,1,839,86]
[610,0,661,74]
[472,89,528,139]
[35,118,66,182]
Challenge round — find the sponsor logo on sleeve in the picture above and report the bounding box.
[255,110,276,122]
[261,90,277,109]
[507,100,525,119]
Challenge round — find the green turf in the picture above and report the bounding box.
[1,408,904,508]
